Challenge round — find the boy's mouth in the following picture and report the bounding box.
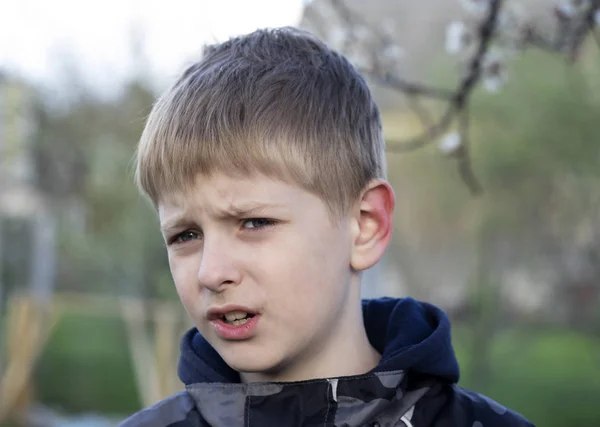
[222,311,256,326]
[209,307,261,340]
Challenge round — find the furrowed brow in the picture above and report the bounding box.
[158,202,283,232]
[221,202,280,218]
[160,214,195,233]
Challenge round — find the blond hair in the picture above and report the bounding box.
[135,27,386,217]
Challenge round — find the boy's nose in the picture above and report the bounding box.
[197,240,241,292]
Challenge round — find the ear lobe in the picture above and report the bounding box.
[350,180,395,272]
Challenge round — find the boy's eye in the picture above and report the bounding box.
[171,231,201,244]
[242,218,275,230]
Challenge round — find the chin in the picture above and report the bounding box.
[220,345,284,378]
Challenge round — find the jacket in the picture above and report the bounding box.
[120,297,535,426]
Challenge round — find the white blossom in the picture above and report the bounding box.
[439,132,462,155]
[482,75,505,93]
[481,50,507,93]
[445,21,472,55]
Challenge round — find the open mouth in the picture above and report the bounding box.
[221,311,256,326]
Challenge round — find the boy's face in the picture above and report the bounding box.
[158,172,359,380]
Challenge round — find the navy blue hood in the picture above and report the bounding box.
[178,297,460,385]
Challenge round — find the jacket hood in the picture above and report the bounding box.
[178,297,460,385]
[123,298,534,427]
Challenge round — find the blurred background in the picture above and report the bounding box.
[1,0,599,426]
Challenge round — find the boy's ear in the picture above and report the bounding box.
[350,179,395,272]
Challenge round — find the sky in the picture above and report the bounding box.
[0,0,306,92]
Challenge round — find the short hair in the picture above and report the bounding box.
[135,27,386,217]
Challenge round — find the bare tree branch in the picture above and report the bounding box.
[387,0,502,154]
[457,106,483,196]
[304,0,600,194]
[459,0,503,103]
[374,72,456,100]
[387,104,457,152]
[526,0,600,59]
[524,28,561,52]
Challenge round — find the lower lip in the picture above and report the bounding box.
[210,315,260,340]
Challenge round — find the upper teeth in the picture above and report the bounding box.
[224,311,249,321]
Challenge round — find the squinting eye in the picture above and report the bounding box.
[172,231,200,244]
[242,218,275,230]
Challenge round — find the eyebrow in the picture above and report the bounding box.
[159,202,282,232]
[219,202,280,218]
[159,214,196,234]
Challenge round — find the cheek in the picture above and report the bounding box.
[268,228,351,317]
[168,253,200,307]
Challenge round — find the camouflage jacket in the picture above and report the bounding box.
[120,298,535,427]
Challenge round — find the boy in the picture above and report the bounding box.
[122,27,534,426]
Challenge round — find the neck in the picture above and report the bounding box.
[241,280,380,383]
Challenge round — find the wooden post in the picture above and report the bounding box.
[121,297,187,408]
[0,294,60,423]
[154,304,185,398]
[0,206,59,423]
[120,297,162,408]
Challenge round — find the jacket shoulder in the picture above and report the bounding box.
[452,385,535,427]
[414,383,535,427]
[118,391,201,427]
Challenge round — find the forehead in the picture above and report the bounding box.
[157,172,324,218]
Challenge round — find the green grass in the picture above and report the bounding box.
[453,325,600,426]
[34,312,141,414]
